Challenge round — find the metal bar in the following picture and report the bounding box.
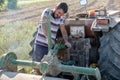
[56,64,95,75]
[11,59,40,68]
[48,43,67,56]
[2,52,101,80]
[46,15,52,51]
[51,44,59,56]
[55,64,101,80]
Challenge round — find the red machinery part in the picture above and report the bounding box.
[97,19,109,25]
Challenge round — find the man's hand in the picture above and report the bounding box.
[60,24,71,48]
[65,41,72,48]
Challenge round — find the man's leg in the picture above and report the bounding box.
[33,44,48,62]
[32,44,48,74]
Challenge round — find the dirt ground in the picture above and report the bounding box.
[0,0,119,27]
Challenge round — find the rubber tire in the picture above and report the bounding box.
[98,23,120,80]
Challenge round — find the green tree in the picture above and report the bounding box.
[0,0,5,7]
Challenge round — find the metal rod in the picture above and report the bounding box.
[11,59,40,68]
[6,52,101,80]
[55,64,101,80]
[46,15,52,51]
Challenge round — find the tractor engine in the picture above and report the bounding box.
[56,18,100,79]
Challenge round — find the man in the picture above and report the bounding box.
[33,2,71,62]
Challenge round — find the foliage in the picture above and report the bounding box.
[0,0,5,7]
[0,21,38,72]
[0,21,37,60]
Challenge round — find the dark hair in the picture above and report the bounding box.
[57,2,68,13]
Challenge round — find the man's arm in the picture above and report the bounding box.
[41,16,55,44]
[60,24,71,48]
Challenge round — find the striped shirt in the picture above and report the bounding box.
[35,8,64,47]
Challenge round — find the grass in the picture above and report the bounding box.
[0,20,38,73]
[0,21,37,60]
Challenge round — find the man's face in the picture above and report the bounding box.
[54,9,64,18]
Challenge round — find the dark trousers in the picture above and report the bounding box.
[33,44,48,62]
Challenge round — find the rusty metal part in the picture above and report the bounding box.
[65,18,93,26]
[0,51,101,80]
[0,52,17,71]
[64,19,95,37]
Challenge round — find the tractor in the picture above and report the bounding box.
[0,0,120,80]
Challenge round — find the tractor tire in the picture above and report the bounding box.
[98,23,120,80]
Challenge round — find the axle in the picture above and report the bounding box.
[0,52,101,80]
